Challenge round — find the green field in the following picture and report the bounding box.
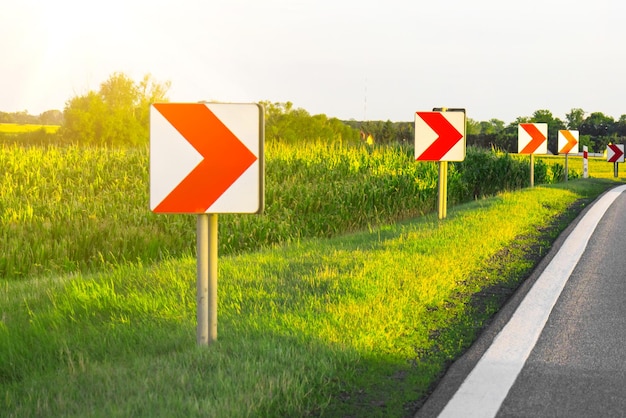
[1,143,590,280]
[0,123,60,134]
[540,154,622,180]
[1,141,623,416]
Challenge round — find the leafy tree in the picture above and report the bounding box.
[39,110,63,125]
[0,110,62,124]
[381,120,395,143]
[0,110,38,124]
[394,122,413,144]
[615,115,626,137]
[579,134,593,151]
[466,118,507,149]
[466,118,480,136]
[580,112,615,152]
[530,109,565,154]
[62,92,107,144]
[260,101,359,144]
[565,108,585,130]
[479,121,496,135]
[60,72,170,146]
[489,119,505,133]
[580,112,615,137]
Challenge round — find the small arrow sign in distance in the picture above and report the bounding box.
[415,111,465,161]
[558,130,579,154]
[607,143,625,163]
[518,123,548,154]
[150,102,263,214]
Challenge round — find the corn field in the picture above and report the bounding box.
[1,142,575,280]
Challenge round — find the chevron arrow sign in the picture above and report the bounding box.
[150,102,264,214]
[415,111,465,161]
[518,123,548,155]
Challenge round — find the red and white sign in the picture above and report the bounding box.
[558,130,579,155]
[415,111,465,161]
[607,143,625,163]
[518,123,547,154]
[583,145,589,178]
[150,102,263,214]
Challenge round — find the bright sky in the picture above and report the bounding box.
[3,0,626,124]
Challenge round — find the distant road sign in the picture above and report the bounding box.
[150,102,263,214]
[415,110,465,161]
[518,123,548,154]
[558,130,579,155]
[607,144,625,163]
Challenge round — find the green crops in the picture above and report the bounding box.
[1,142,576,280]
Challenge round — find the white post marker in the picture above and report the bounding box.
[150,102,264,345]
[583,146,589,178]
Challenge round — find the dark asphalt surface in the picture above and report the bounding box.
[416,186,626,417]
[497,190,626,417]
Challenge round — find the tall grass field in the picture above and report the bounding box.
[1,139,622,416]
[1,142,591,280]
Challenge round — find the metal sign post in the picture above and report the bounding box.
[438,161,448,219]
[208,214,218,343]
[530,154,535,188]
[196,213,218,345]
[197,214,209,345]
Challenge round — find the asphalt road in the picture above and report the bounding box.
[416,184,626,418]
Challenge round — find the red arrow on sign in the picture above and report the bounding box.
[519,123,547,154]
[607,143,624,163]
[415,112,463,161]
[152,103,257,213]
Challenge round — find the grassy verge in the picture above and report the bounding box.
[0,178,616,417]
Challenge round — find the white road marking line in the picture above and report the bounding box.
[438,185,626,418]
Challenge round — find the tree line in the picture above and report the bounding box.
[348,109,626,153]
[261,101,360,144]
[3,71,625,151]
[0,109,63,125]
[466,109,626,154]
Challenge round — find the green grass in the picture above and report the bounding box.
[0,123,60,134]
[1,178,616,417]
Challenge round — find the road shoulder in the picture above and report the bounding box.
[415,185,626,417]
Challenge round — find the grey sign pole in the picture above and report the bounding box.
[196,213,219,346]
[208,213,218,343]
[197,214,209,345]
[530,154,535,188]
